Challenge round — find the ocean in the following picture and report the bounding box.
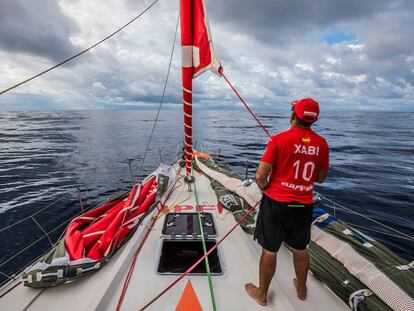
[0,109,413,285]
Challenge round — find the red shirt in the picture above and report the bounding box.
[261,126,329,204]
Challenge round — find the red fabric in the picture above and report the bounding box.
[180,0,220,77]
[292,98,320,123]
[65,177,157,260]
[180,0,221,175]
[261,127,329,204]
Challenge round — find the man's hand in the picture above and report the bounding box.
[316,170,328,183]
[256,161,273,190]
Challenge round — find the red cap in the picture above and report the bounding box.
[291,98,320,123]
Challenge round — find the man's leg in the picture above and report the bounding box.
[292,248,309,300]
[245,248,277,306]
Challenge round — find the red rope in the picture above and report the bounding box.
[115,208,159,311]
[116,169,184,311]
[139,199,260,311]
[222,73,272,139]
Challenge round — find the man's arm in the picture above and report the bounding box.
[316,170,328,183]
[256,161,273,190]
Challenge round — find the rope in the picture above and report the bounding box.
[0,193,71,234]
[139,199,260,311]
[220,72,412,245]
[319,193,414,242]
[116,167,184,311]
[0,0,160,96]
[136,11,179,177]
[192,170,217,311]
[152,187,190,220]
[0,216,71,269]
[221,72,272,138]
[346,222,414,242]
[116,207,160,311]
[0,193,109,276]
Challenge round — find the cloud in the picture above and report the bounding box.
[0,0,413,111]
[208,0,387,45]
[0,0,79,61]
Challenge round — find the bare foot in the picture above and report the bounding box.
[245,283,267,306]
[293,279,307,300]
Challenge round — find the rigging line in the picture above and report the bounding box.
[0,194,126,290]
[319,194,414,242]
[346,222,414,242]
[0,0,160,96]
[136,11,179,177]
[139,199,261,311]
[0,199,101,270]
[220,74,411,242]
[116,169,183,311]
[0,217,70,269]
[221,72,272,139]
[0,193,72,234]
[192,170,217,311]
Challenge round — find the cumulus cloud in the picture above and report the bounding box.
[0,0,413,111]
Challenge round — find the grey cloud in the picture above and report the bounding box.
[0,0,413,111]
[208,0,387,44]
[0,0,78,61]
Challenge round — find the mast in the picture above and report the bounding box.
[180,0,221,181]
[180,0,194,180]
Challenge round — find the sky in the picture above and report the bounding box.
[0,0,413,111]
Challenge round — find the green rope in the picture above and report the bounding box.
[192,170,217,311]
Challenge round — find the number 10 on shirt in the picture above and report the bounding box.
[293,160,315,181]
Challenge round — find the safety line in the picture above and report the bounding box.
[192,170,217,311]
[0,193,71,234]
[0,0,160,96]
[136,11,179,177]
[139,199,260,311]
[347,222,414,242]
[221,72,412,245]
[221,72,272,138]
[116,167,184,311]
[319,193,414,242]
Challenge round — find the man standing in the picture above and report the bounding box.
[245,98,329,306]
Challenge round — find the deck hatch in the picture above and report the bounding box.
[162,212,216,239]
[157,240,223,275]
[157,213,223,275]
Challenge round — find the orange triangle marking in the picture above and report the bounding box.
[175,280,203,311]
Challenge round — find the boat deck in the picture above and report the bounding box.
[0,167,348,310]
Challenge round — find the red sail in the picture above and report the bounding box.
[180,0,221,177]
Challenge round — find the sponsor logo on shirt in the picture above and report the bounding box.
[281,181,313,192]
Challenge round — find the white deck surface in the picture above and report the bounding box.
[0,168,348,311]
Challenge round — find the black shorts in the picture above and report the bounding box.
[254,194,313,252]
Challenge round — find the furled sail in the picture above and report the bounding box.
[22,164,177,288]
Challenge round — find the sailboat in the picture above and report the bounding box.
[0,0,413,310]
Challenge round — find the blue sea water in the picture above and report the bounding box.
[0,109,413,285]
